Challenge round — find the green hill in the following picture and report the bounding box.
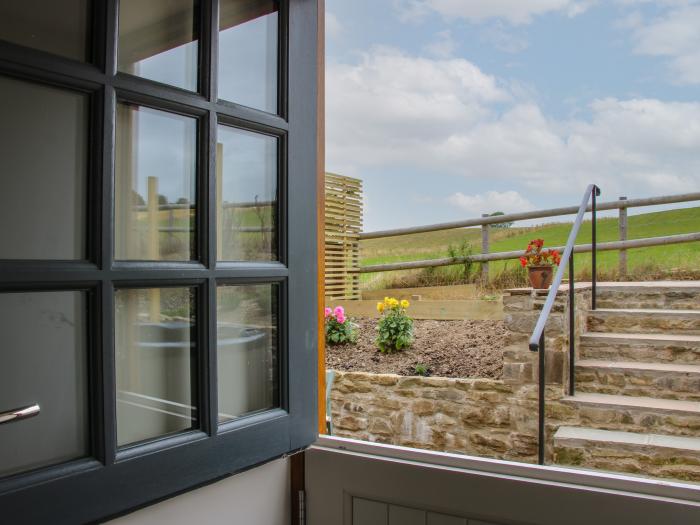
[360,206,700,290]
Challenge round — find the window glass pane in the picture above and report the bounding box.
[217,126,277,261]
[217,284,279,422]
[219,0,279,113]
[0,291,87,477]
[0,1,88,61]
[115,103,197,261]
[0,76,87,260]
[118,0,199,91]
[115,287,197,447]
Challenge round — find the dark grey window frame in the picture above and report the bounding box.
[0,1,317,522]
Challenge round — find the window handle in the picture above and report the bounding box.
[0,404,40,425]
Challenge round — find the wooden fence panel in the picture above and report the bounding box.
[324,173,362,300]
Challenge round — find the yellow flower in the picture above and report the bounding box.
[377,302,384,312]
[400,299,410,308]
[389,298,399,308]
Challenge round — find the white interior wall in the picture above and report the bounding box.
[109,457,290,525]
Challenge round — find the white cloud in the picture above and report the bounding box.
[326,11,343,39]
[447,190,535,215]
[424,30,456,58]
[630,5,700,84]
[326,46,509,172]
[480,22,529,53]
[326,47,700,201]
[394,0,596,25]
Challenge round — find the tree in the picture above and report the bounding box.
[131,190,145,206]
[489,211,513,229]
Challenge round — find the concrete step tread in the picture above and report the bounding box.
[554,426,700,452]
[581,332,700,344]
[576,359,700,374]
[591,308,700,316]
[597,281,700,290]
[562,392,700,414]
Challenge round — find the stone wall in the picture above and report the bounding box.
[329,286,592,462]
[501,285,592,390]
[331,371,575,462]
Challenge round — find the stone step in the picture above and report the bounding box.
[553,426,700,482]
[597,282,700,311]
[580,332,700,364]
[575,359,700,401]
[587,308,700,335]
[558,393,700,437]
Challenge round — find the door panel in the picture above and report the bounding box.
[306,443,700,525]
[352,497,481,525]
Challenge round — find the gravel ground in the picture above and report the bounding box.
[325,318,506,379]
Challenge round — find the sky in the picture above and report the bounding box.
[325,0,700,232]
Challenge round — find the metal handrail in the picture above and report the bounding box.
[528,184,600,465]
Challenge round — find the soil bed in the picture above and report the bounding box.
[326,318,506,379]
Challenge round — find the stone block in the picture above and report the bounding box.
[412,399,436,416]
[337,416,368,431]
[470,431,509,452]
[368,418,393,436]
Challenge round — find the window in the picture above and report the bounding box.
[218,0,279,112]
[216,125,279,261]
[0,76,88,260]
[0,1,318,522]
[114,103,197,261]
[118,0,200,91]
[0,1,90,62]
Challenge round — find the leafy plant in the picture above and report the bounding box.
[324,306,358,345]
[414,363,428,376]
[447,239,476,281]
[376,297,414,353]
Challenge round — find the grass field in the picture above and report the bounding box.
[360,207,700,290]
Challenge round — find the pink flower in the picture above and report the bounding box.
[336,313,346,324]
[324,307,332,318]
[333,306,344,318]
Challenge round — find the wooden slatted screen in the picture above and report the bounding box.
[324,172,362,300]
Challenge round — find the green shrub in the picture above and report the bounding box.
[376,297,414,353]
[414,363,428,376]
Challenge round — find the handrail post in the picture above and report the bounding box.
[538,332,545,466]
[618,196,628,280]
[569,255,575,396]
[481,214,490,285]
[591,186,599,310]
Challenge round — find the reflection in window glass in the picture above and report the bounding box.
[217,126,277,261]
[217,284,278,422]
[0,1,88,61]
[219,0,278,112]
[0,291,87,477]
[118,0,199,91]
[0,75,87,260]
[115,287,197,447]
[115,103,196,261]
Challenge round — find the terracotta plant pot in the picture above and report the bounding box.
[528,265,554,289]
